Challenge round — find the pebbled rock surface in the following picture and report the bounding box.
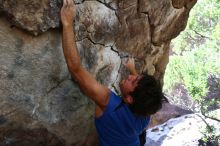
[145,110,220,146]
[0,0,197,145]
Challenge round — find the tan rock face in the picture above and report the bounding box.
[0,0,197,145]
[0,18,95,145]
[1,0,61,35]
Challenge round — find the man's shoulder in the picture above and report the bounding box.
[96,90,123,117]
[109,90,123,106]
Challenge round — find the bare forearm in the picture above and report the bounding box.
[62,24,81,72]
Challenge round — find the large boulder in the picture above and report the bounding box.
[146,110,220,146]
[149,103,193,128]
[0,0,197,145]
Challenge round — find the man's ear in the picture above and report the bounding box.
[126,95,134,104]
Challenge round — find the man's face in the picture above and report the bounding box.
[119,75,142,98]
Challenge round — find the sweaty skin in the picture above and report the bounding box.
[60,0,139,117]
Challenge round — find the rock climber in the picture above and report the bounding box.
[60,0,167,145]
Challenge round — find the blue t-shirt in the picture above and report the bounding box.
[95,91,150,146]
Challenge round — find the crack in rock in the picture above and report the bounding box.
[46,77,69,95]
[96,0,116,11]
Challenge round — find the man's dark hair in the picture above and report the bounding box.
[129,73,167,117]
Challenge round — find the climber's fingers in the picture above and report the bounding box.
[63,0,67,8]
[69,0,74,6]
[64,0,74,8]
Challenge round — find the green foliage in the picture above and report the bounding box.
[198,111,220,146]
[164,46,220,101]
[201,124,220,145]
[164,1,220,142]
[188,0,220,34]
[164,0,220,101]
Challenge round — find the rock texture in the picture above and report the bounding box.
[146,110,220,146]
[0,18,95,145]
[0,0,197,145]
[149,103,193,128]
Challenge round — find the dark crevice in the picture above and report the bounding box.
[76,34,106,47]
[96,0,117,11]
[111,83,120,95]
[0,115,7,125]
[140,12,163,46]
[110,45,119,54]
[77,35,123,89]
[2,109,17,117]
[109,45,122,91]
[110,44,130,59]
[137,0,140,13]
[76,23,109,47]
[46,77,69,95]
[140,11,154,48]
[110,45,130,94]
[141,11,153,28]
[75,37,88,42]
[75,25,125,94]
[115,11,122,26]
[86,36,106,47]
[151,42,163,47]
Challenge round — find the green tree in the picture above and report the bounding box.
[164,0,220,102]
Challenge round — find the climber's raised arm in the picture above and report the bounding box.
[124,58,138,75]
[60,0,110,110]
